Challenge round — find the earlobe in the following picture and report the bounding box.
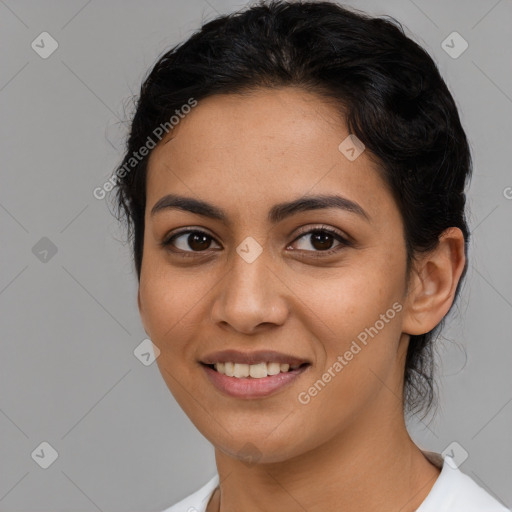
[402,227,466,336]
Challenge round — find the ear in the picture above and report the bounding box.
[402,227,466,336]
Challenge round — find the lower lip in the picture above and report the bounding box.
[201,364,310,399]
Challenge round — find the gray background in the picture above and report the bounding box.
[1,0,511,510]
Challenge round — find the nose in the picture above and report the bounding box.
[209,247,289,334]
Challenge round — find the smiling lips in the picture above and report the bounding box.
[200,349,311,398]
[201,348,309,367]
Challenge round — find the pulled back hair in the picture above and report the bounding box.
[110,0,472,419]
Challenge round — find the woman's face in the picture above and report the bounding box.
[138,87,412,463]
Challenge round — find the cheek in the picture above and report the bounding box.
[294,255,404,345]
[295,311,404,446]
[140,272,209,410]
[293,257,405,405]
[138,268,203,357]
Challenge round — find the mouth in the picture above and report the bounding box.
[202,361,310,378]
[199,358,311,399]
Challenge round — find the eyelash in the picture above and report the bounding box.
[160,225,351,259]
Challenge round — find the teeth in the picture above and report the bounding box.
[267,362,281,375]
[224,362,234,377]
[248,362,266,378]
[234,363,249,378]
[213,361,303,378]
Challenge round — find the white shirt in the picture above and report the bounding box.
[162,451,510,512]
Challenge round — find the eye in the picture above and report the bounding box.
[288,225,351,257]
[161,229,221,256]
[161,225,351,258]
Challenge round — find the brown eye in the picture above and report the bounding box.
[162,230,221,254]
[289,226,351,256]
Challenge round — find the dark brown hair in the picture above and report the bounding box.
[109,0,472,419]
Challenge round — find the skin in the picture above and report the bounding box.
[137,87,466,512]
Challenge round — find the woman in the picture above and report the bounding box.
[110,1,510,510]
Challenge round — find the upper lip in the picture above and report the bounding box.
[200,349,310,367]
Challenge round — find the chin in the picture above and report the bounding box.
[217,440,303,465]
[205,425,310,464]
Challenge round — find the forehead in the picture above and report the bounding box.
[145,87,394,223]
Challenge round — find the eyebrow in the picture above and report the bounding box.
[150,193,370,224]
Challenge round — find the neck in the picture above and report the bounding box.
[209,392,440,512]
